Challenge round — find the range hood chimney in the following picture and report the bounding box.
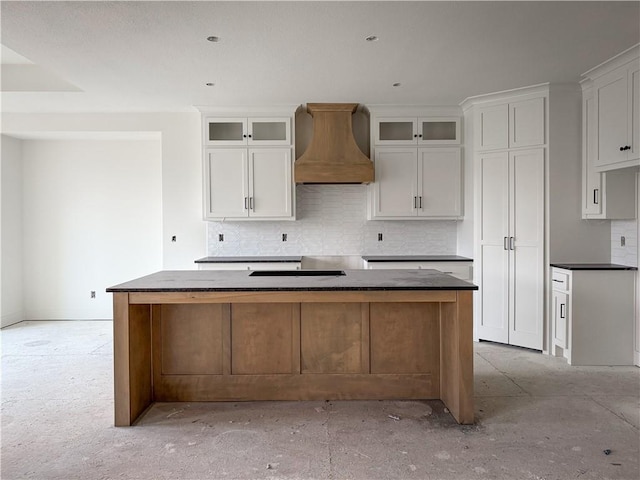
[295,103,374,184]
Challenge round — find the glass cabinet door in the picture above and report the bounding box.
[418,117,460,145]
[374,117,418,145]
[247,117,291,145]
[205,118,248,146]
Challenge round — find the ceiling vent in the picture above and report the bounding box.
[295,103,374,184]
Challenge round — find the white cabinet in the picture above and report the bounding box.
[374,116,461,145]
[363,261,473,281]
[204,148,293,220]
[200,107,296,221]
[581,85,637,219]
[204,117,291,146]
[583,45,640,171]
[476,148,544,350]
[551,266,635,365]
[369,147,462,220]
[474,97,545,151]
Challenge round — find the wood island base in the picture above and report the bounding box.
[113,290,474,426]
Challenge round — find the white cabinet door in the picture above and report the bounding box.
[509,149,544,350]
[247,117,291,146]
[248,148,292,218]
[477,151,510,344]
[583,91,603,216]
[509,97,545,148]
[371,148,418,217]
[476,149,544,350]
[374,117,418,145]
[475,104,509,151]
[630,64,639,161]
[417,117,461,145]
[204,148,248,218]
[552,290,568,350]
[595,67,629,169]
[204,118,248,146]
[418,148,462,217]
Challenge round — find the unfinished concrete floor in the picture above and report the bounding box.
[1,320,638,480]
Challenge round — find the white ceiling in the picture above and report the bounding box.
[1,1,639,113]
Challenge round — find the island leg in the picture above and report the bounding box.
[113,292,152,426]
[439,291,474,424]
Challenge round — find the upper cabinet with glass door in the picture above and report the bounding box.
[204,117,291,146]
[374,116,461,145]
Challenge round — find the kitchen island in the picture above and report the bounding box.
[107,269,477,426]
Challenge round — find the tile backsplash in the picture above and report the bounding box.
[611,219,638,267]
[206,185,457,256]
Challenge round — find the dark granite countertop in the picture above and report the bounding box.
[107,269,478,292]
[551,263,637,271]
[362,255,473,262]
[195,256,303,263]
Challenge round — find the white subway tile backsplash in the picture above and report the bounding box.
[207,185,457,257]
[611,219,638,267]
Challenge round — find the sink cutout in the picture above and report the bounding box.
[249,270,346,277]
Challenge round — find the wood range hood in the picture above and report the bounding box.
[295,103,374,184]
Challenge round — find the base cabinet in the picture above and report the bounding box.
[552,267,635,365]
[363,260,472,281]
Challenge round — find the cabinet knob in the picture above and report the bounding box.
[418,134,423,138]
[248,134,252,138]
[413,134,418,138]
[243,135,247,138]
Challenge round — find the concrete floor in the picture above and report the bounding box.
[1,321,638,480]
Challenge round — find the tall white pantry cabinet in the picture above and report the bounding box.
[462,85,610,352]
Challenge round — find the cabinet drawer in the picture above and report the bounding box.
[551,270,570,291]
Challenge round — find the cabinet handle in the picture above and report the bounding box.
[419,196,423,208]
[244,197,248,210]
[414,196,417,209]
[552,279,563,283]
[560,303,566,319]
[249,197,254,210]
[509,237,515,250]
[620,145,631,151]
[504,237,509,250]
[593,189,599,205]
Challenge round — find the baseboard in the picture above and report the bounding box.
[1,310,24,328]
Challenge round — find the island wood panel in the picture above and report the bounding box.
[370,303,440,384]
[113,293,152,427]
[128,290,457,305]
[159,304,226,375]
[152,373,436,402]
[231,303,300,374]
[439,291,474,424]
[300,303,367,374]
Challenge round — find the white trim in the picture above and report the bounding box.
[196,105,298,116]
[460,83,549,111]
[582,43,640,80]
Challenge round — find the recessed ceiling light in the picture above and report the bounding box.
[392,82,401,87]
[207,36,220,42]
[205,82,215,86]
[365,35,378,42]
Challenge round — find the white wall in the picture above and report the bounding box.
[21,139,162,319]
[207,185,458,257]
[1,135,24,327]
[2,112,205,270]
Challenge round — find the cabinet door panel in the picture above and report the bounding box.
[371,148,418,217]
[552,290,568,350]
[583,93,603,216]
[418,148,462,217]
[477,151,509,344]
[509,97,545,148]
[509,149,544,350]
[205,148,248,218]
[204,117,248,146]
[248,148,292,218]
[595,69,628,168]
[630,65,639,159]
[375,117,417,145]
[475,104,508,151]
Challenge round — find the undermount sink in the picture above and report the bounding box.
[249,270,346,277]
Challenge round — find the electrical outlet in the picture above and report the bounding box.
[378,233,383,241]
[218,234,224,242]
[90,291,96,299]
[282,233,287,242]
[621,236,626,247]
